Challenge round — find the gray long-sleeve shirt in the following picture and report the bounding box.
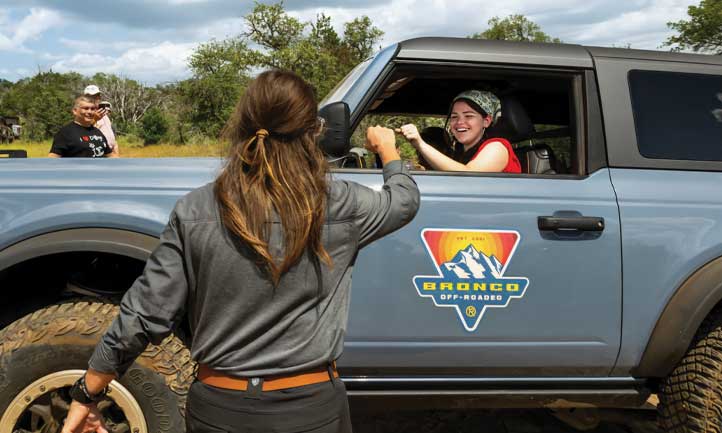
[89,160,419,377]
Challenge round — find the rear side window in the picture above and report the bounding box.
[629,70,722,161]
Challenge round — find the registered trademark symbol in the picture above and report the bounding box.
[465,306,477,317]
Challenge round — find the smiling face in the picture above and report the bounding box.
[72,99,98,127]
[449,100,492,148]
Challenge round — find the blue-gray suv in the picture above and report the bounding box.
[1,37,721,433]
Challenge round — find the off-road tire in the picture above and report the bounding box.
[659,308,722,432]
[0,301,196,433]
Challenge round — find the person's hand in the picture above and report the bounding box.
[61,401,109,433]
[395,124,421,148]
[365,125,400,165]
[94,108,109,121]
[365,125,396,154]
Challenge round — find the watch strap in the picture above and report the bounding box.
[69,375,107,404]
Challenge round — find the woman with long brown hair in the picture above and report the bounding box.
[61,69,419,433]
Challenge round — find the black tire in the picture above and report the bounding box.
[0,301,195,433]
[659,308,722,432]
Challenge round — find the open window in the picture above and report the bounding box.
[349,64,583,175]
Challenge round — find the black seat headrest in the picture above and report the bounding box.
[418,126,453,170]
[420,126,452,154]
[485,96,534,143]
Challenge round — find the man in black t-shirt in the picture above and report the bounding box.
[49,95,117,158]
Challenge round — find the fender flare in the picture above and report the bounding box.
[634,255,722,378]
[0,228,159,273]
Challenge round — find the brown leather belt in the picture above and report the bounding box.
[197,363,339,392]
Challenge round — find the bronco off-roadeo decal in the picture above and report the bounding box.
[413,229,530,332]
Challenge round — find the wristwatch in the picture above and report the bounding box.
[69,375,107,404]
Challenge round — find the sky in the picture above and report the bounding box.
[0,0,699,86]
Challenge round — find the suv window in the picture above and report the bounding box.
[629,70,722,162]
[348,64,581,175]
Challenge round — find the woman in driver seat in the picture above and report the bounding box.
[398,90,521,173]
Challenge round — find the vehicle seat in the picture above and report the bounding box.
[485,96,534,143]
[515,144,558,175]
[486,96,557,175]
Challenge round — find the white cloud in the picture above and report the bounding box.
[12,8,63,45]
[0,33,13,50]
[59,38,148,54]
[291,0,576,48]
[556,0,695,48]
[184,17,246,42]
[0,7,64,52]
[0,0,707,85]
[51,41,196,84]
[38,51,64,60]
[291,0,697,50]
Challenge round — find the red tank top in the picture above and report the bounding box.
[470,137,521,174]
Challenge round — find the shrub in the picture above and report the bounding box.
[140,108,169,145]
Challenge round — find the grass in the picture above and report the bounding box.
[0,137,226,158]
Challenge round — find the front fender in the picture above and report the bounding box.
[0,228,159,273]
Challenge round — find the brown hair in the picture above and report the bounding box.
[215,69,330,285]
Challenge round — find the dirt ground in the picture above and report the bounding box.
[350,407,660,433]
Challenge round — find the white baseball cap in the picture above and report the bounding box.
[84,85,101,95]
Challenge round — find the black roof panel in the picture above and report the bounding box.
[397,37,593,68]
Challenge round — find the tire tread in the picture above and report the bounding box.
[660,306,722,432]
[0,300,195,414]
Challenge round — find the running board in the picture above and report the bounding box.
[342,377,650,409]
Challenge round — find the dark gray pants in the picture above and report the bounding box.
[186,377,352,433]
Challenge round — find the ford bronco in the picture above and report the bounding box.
[1,37,721,433]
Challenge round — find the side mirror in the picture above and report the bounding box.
[318,101,351,158]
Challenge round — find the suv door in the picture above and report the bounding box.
[332,60,622,380]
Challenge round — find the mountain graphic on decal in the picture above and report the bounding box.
[441,244,503,279]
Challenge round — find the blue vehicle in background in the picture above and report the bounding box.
[1,38,721,433]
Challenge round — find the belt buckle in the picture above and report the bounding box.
[247,377,263,398]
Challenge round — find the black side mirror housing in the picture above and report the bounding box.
[318,102,351,158]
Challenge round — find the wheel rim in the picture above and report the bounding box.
[0,369,148,433]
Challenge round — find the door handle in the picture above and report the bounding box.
[538,215,605,232]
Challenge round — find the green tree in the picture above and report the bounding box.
[244,1,305,52]
[0,79,13,111]
[177,2,384,140]
[344,16,385,64]
[179,38,252,136]
[0,71,84,140]
[240,2,384,98]
[89,73,164,135]
[470,14,561,43]
[665,0,722,54]
[140,107,169,145]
